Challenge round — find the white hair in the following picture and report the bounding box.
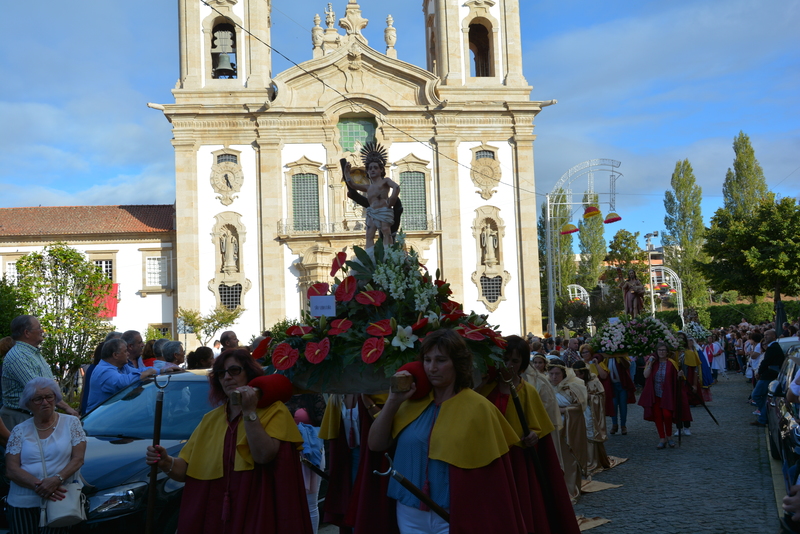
[20,377,62,410]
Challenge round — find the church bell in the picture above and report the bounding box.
[214,53,235,78]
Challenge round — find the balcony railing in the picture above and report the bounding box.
[278,216,441,237]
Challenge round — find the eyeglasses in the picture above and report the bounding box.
[215,365,244,378]
[31,394,56,405]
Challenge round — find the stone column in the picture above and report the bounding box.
[245,0,271,88]
[255,139,286,330]
[173,138,200,313]
[501,0,527,86]
[511,134,543,335]
[432,136,464,301]
[436,0,463,85]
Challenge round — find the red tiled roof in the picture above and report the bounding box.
[0,205,175,236]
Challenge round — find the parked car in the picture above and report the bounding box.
[766,345,800,533]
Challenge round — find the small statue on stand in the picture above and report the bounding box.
[617,268,645,317]
[341,142,400,248]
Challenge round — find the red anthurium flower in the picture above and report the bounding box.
[490,336,508,349]
[328,318,353,336]
[286,325,313,336]
[361,337,385,364]
[335,276,357,302]
[308,283,329,297]
[435,280,453,295]
[441,300,461,314]
[458,325,486,341]
[441,311,467,322]
[355,290,387,307]
[272,343,300,370]
[330,252,348,277]
[411,317,428,332]
[305,337,331,364]
[252,337,272,360]
[366,319,393,337]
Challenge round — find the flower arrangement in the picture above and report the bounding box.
[265,235,506,391]
[684,321,711,342]
[592,316,679,356]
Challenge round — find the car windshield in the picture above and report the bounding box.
[82,377,215,440]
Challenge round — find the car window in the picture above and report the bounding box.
[82,378,214,440]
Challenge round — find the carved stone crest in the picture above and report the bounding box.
[210,149,244,206]
[469,144,501,200]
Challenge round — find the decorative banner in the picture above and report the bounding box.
[309,295,337,317]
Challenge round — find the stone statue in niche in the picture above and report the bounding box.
[480,223,498,267]
[220,227,239,274]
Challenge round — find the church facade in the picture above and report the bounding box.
[161,0,550,339]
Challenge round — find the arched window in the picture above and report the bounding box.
[211,22,237,79]
[468,22,492,77]
[337,117,377,153]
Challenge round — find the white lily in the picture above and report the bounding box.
[392,325,418,352]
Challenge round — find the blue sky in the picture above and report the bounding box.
[2,0,798,250]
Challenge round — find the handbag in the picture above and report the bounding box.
[35,433,87,528]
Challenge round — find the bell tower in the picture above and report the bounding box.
[423,0,527,91]
[177,0,272,90]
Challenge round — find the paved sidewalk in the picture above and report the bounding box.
[573,373,779,533]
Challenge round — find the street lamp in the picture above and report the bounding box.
[644,231,659,318]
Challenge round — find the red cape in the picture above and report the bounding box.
[638,360,692,423]
[178,439,312,534]
[323,420,354,528]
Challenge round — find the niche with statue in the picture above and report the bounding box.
[471,206,511,312]
[209,212,251,310]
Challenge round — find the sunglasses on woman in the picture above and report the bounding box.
[215,365,244,378]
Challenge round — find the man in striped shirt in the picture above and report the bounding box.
[0,315,79,431]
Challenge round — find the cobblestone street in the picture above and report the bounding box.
[574,373,779,534]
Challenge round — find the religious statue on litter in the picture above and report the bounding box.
[617,268,645,317]
[342,142,400,248]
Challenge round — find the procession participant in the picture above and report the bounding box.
[595,352,636,435]
[704,334,724,384]
[368,329,526,534]
[674,332,702,436]
[547,359,588,503]
[573,361,611,474]
[479,335,581,534]
[524,352,565,466]
[145,349,312,533]
[639,342,691,449]
[319,394,361,533]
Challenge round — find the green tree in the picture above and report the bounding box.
[662,159,708,308]
[722,131,768,220]
[177,305,244,346]
[15,244,114,392]
[699,197,800,306]
[0,276,23,339]
[576,192,606,290]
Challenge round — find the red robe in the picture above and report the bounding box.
[638,360,692,423]
[323,420,354,529]
[598,355,637,414]
[178,430,312,533]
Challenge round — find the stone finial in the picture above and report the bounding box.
[312,14,324,58]
[385,15,397,58]
[339,0,368,39]
[325,3,335,29]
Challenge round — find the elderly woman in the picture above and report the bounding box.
[369,329,526,534]
[547,359,588,502]
[639,342,692,449]
[479,335,581,534]
[146,349,312,533]
[5,377,87,532]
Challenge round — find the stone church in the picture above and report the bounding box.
[160,0,552,340]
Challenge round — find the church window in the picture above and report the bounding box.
[94,260,113,280]
[219,283,243,310]
[211,22,237,79]
[337,118,376,153]
[292,173,320,232]
[476,150,495,160]
[146,256,169,287]
[217,154,238,165]
[399,172,427,231]
[468,22,492,77]
[4,262,17,284]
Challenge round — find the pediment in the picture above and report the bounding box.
[272,40,442,112]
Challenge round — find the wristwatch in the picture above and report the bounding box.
[244,412,258,422]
